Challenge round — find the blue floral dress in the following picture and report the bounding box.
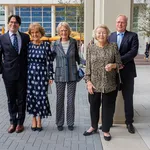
[27,41,54,118]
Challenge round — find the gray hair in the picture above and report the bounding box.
[56,22,71,36]
[116,14,128,23]
[92,24,110,40]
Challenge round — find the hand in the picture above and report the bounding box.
[87,81,96,94]
[119,64,124,69]
[105,63,114,72]
[49,80,53,84]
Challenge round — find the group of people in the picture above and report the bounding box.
[0,14,139,142]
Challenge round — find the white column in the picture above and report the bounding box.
[51,5,56,37]
[5,5,8,33]
[84,0,94,58]
[94,0,133,124]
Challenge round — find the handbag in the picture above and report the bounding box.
[116,70,123,91]
[77,67,85,82]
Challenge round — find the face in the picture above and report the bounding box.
[116,16,127,32]
[59,26,69,41]
[8,17,20,33]
[30,27,42,42]
[95,27,108,43]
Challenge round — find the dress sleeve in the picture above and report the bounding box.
[46,42,54,80]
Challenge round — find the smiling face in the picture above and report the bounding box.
[116,15,127,32]
[30,27,42,42]
[8,17,20,33]
[59,26,69,41]
[95,27,108,44]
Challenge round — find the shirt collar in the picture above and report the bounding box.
[117,31,125,35]
[9,31,19,37]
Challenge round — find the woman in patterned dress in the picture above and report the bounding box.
[27,23,54,131]
[83,24,122,141]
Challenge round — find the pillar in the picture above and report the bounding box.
[51,5,56,37]
[84,0,94,59]
[94,0,133,124]
[4,5,8,33]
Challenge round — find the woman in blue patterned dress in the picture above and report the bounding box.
[27,23,54,131]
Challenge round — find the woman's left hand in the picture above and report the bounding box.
[49,80,53,84]
[105,63,115,72]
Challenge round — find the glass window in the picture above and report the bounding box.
[43,23,51,28]
[15,7,19,11]
[32,12,42,16]
[32,7,42,11]
[20,27,28,32]
[20,7,30,11]
[56,7,65,11]
[43,17,51,22]
[21,17,31,22]
[32,17,42,22]
[43,11,51,16]
[56,16,65,22]
[20,11,30,16]
[16,11,19,16]
[66,16,76,22]
[45,28,51,33]
[43,7,51,11]
[21,23,30,28]
[66,7,76,11]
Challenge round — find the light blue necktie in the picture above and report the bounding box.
[12,34,19,53]
[117,33,124,50]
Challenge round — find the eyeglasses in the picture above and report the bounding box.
[9,21,19,25]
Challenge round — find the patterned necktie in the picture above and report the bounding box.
[117,33,123,50]
[12,34,19,53]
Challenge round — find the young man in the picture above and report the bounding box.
[0,15,30,133]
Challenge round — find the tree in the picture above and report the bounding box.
[58,0,84,37]
[134,1,150,37]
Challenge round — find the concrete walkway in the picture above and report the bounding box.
[100,65,150,150]
[0,75,103,150]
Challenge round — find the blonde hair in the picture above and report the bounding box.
[57,22,71,36]
[92,24,110,40]
[28,22,45,36]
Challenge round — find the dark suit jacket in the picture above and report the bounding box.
[0,31,30,81]
[52,37,80,82]
[109,30,139,81]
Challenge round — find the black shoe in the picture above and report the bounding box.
[37,127,43,132]
[31,126,37,131]
[127,124,135,134]
[68,125,74,131]
[104,134,111,141]
[83,129,97,136]
[99,125,102,130]
[57,126,63,131]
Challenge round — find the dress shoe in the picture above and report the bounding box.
[37,127,43,132]
[68,125,74,131]
[31,126,37,131]
[8,125,16,133]
[83,129,97,136]
[15,125,24,133]
[127,124,135,134]
[57,126,63,131]
[104,133,111,141]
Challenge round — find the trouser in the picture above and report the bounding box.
[3,77,26,125]
[88,90,117,132]
[121,78,134,125]
[55,81,77,126]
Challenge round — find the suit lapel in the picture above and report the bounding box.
[19,32,23,54]
[57,40,66,55]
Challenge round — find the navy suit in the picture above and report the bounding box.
[0,31,30,125]
[109,30,139,124]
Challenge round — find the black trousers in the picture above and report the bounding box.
[122,78,134,125]
[88,90,117,132]
[3,77,26,125]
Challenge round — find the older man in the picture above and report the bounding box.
[0,15,30,133]
[109,15,139,134]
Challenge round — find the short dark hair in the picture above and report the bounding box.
[8,15,21,25]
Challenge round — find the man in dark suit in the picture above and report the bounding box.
[109,15,139,134]
[0,15,30,133]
